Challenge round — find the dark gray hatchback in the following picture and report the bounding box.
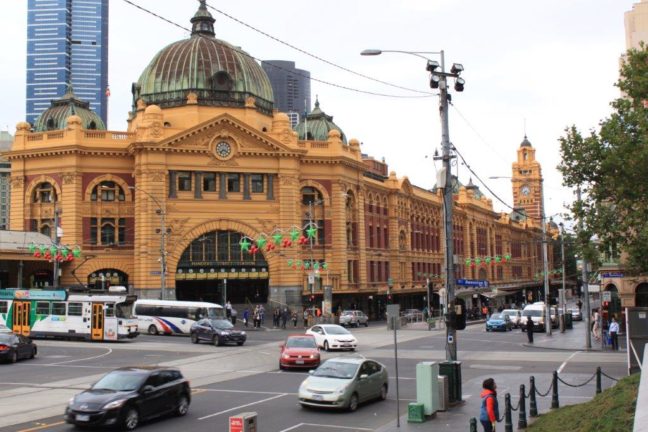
[65,366,190,430]
[190,318,247,346]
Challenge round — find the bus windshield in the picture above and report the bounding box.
[116,302,135,319]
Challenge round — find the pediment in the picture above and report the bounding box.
[156,113,299,157]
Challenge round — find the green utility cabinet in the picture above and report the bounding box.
[415,361,440,416]
[439,361,462,403]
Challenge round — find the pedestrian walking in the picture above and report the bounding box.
[281,308,288,329]
[243,308,249,327]
[303,309,309,327]
[292,312,298,327]
[526,315,534,344]
[480,378,499,432]
[592,311,601,342]
[231,308,237,325]
[577,298,583,312]
[609,317,620,350]
[225,301,232,320]
[273,308,280,328]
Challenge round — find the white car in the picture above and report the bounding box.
[501,309,522,328]
[306,324,358,351]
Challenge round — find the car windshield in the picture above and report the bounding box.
[341,311,354,316]
[490,313,504,320]
[0,334,15,343]
[523,310,543,317]
[286,337,317,348]
[210,319,233,330]
[92,371,147,392]
[313,361,358,379]
[324,326,350,335]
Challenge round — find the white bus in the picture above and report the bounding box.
[134,299,224,336]
[0,287,139,341]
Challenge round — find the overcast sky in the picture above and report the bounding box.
[0,0,638,224]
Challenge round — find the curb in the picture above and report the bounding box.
[521,342,628,353]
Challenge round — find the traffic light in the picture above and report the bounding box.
[455,302,466,330]
[387,294,392,303]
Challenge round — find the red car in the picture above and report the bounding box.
[279,334,320,370]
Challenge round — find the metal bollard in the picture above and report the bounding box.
[518,384,527,429]
[551,371,560,409]
[505,393,513,432]
[470,417,478,432]
[596,367,602,394]
[529,376,538,417]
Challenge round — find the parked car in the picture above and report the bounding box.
[485,313,513,332]
[501,309,522,328]
[279,334,321,370]
[190,318,246,346]
[570,307,582,321]
[65,366,191,430]
[339,310,369,327]
[306,324,357,351]
[0,333,37,363]
[298,356,388,411]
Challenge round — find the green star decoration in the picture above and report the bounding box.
[304,261,311,270]
[256,236,267,249]
[495,255,502,263]
[239,238,251,252]
[322,262,328,270]
[465,258,471,266]
[306,226,318,239]
[287,259,293,267]
[272,233,283,245]
[72,247,82,257]
[290,228,300,241]
[314,262,320,270]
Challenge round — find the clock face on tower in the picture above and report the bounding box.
[520,185,531,196]
[215,141,232,159]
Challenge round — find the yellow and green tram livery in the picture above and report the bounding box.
[0,288,139,341]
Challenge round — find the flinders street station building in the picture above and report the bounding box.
[2,3,554,318]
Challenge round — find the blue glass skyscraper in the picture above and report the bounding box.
[26,0,109,126]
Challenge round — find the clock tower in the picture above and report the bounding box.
[511,135,543,221]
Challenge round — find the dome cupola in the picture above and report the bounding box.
[33,85,106,132]
[294,98,347,143]
[132,1,274,115]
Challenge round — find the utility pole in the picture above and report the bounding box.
[577,187,592,349]
[541,182,551,336]
[559,222,566,333]
[52,207,61,288]
[158,207,167,300]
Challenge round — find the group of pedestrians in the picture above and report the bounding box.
[592,310,620,350]
[272,307,299,329]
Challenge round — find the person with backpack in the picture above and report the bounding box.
[480,378,499,432]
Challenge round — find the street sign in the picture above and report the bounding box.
[456,279,489,288]
[308,273,315,284]
[387,277,394,287]
[386,304,400,316]
[602,291,612,302]
[601,272,624,278]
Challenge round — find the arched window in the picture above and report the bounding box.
[301,187,323,205]
[210,71,233,91]
[101,220,116,245]
[91,181,125,202]
[40,223,52,237]
[301,186,324,245]
[399,231,407,250]
[88,121,97,130]
[636,283,648,307]
[46,118,55,130]
[32,182,57,203]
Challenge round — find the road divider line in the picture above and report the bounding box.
[198,393,287,420]
[301,423,373,431]
[50,348,113,365]
[279,423,305,432]
[558,351,581,374]
[17,420,65,432]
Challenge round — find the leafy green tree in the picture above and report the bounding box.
[558,44,648,274]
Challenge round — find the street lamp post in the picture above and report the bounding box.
[362,48,464,362]
[559,222,566,333]
[129,185,167,300]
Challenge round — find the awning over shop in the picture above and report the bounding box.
[0,231,54,256]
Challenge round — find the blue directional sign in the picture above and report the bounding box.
[601,272,624,278]
[456,279,489,288]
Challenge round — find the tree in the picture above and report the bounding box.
[558,44,648,274]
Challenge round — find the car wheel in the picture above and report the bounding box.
[323,341,329,351]
[365,322,369,327]
[10,351,17,363]
[348,393,359,412]
[279,362,285,370]
[175,395,190,416]
[123,408,139,430]
[486,328,490,332]
[214,336,223,346]
[190,333,199,344]
[30,347,37,359]
[236,341,244,346]
[148,325,159,336]
[379,384,388,401]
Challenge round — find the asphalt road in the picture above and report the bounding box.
[1,322,627,432]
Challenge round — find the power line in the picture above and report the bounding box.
[121,0,433,99]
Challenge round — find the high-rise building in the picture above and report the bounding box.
[261,60,310,128]
[26,0,109,126]
[625,0,648,49]
[0,131,12,230]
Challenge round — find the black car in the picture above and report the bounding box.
[65,366,191,430]
[0,333,37,363]
[190,318,246,346]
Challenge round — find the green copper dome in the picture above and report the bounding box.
[294,99,347,143]
[133,1,274,115]
[33,86,106,132]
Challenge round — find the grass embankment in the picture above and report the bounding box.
[527,372,640,432]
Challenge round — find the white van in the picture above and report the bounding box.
[521,302,557,331]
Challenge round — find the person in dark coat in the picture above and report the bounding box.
[526,315,534,343]
[281,308,289,329]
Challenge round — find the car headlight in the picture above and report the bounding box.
[309,354,318,359]
[335,386,347,395]
[221,331,230,336]
[240,331,246,335]
[282,353,290,359]
[103,399,127,410]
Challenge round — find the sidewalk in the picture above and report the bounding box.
[522,320,627,352]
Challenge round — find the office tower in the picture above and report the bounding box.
[261,60,311,128]
[26,0,109,126]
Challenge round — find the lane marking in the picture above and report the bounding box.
[470,364,522,371]
[279,423,305,432]
[50,348,113,365]
[558,351,581,374]
[197,388,294,395]
[198,393,287,420]
[300,423,373,431]
[17,421,65,432]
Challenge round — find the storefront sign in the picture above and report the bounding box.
[0,289,68,301]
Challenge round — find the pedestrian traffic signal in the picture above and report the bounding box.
[455,302,466,330]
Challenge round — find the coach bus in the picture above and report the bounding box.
[134,299,224,336]
[0,287,139,341]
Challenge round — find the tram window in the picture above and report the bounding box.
[105,304,115,317]
[52,302,66,316]
[36,302,50,315]
[0,301,7,314]
[116,303,134,319]
[68,303,83,316]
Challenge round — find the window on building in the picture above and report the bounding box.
[203,173,216,192]
[178,172,192,191]
[301,186,322,205]
[91,181,125,202]
[118,218,126,245]
[227,174,240,192]
[90,218,98,245]
[101,219,116,245]
[32,182,57,203]
[250,174,264,193]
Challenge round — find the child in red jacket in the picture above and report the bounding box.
[479,378,499,431]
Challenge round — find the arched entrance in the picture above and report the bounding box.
[88,269,128,290]
[175,230,269,304]
[636,283,648,307]
[603,284,622,319]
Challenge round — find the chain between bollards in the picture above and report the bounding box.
[470,417,478,432]
[504,393,513,432]
[596,366,602,394]
[529,376,538,417]
[518,384,527,429]
[551,371,560,409]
